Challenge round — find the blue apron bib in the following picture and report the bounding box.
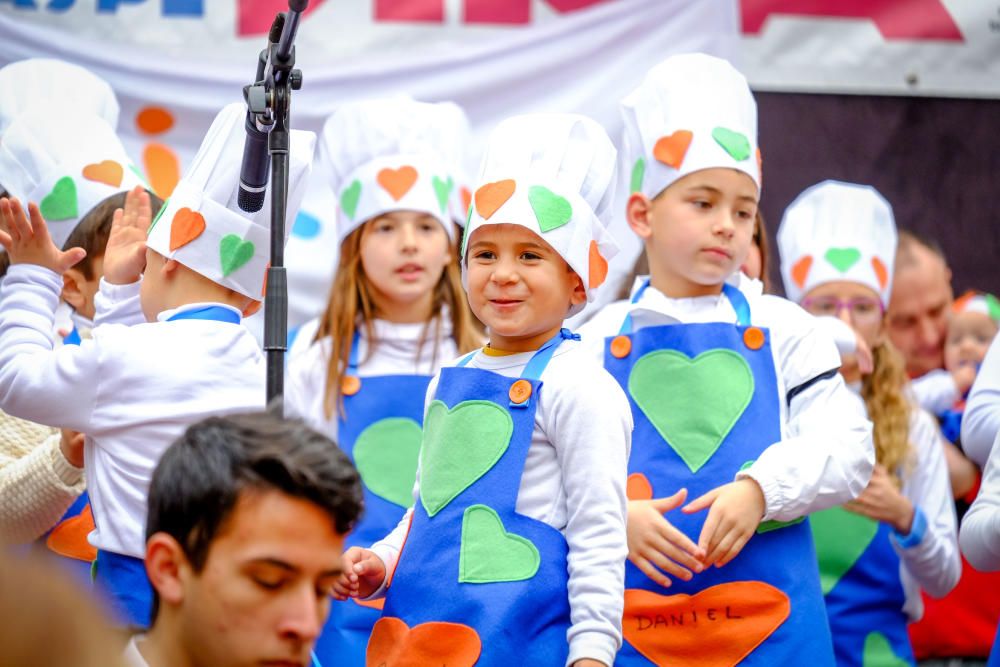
[94,304,242,628]
[811,507,915,666]
[988,624,1000,667]
[606,282,834,667]
[370,331,575,666]
[314,332,432,666]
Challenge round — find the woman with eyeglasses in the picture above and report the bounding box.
[777,181,960,667]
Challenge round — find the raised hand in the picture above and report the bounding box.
[103,186,152,285]
[0,198,85,274]
[844,464,915,534]
[683,478,766,568]
[331,547,387,601]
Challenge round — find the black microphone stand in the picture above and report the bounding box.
[244,0,307,405]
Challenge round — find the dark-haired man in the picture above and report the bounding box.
[125,410,363,667]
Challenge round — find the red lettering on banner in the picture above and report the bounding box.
[462,0,609,25]
[238,0,324,36]
[740,0,963,41]
[377,0,443,22]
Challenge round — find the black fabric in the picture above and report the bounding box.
[787,367,840,406]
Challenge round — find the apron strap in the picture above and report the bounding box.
[512,328,580,409]
[456,351,477,367]
[618,279,753,334]
[347,329,362,376]
[618,278,652,335]
[166,305,241,325]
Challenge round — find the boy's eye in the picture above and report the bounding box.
[253,576,285,590]
[692,200,711,209]
[520,252,542,261]
[473,250,495,260]
[420,222,437,232]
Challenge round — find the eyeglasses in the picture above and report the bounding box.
[801,296,884,323]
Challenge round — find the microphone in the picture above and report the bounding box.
[238,15,285,213]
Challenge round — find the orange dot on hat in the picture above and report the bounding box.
[341,375,362,396]
[508,379,532,405]
[610,335,632,358]
[743,327,765,350]
[136,106,175,136]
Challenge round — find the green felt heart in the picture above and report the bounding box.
[863,631,910,667]
[353,417,422,508]
[420,400,513,517]
[528,185,572,233]
[460,504,539,583]
[824,247,862,273]
[340,180,362,219]
[219,234,255,277]
[39,177,78,221]
[629,349,753,473]
[810,506,878,595]
[432,175,454,215]
[630,158,646,194]
[712,127,751,161]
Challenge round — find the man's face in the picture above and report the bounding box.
[179,490,345,667]
[886,245,953,378]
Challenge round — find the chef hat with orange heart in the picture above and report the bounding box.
[146,102,316,302]
[777,180,897,307]
[463,112,619,316]
[952,291,1000,323]
[319,95,466,244]
[0,108,145,250]
[621,53,760,200]
[0,58,120,141]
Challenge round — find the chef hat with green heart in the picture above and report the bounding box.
[319,95,466,244]
[146,102,316,302]
[621,53,760,200]
[0,108,145,249]
[463,112,619,316]
[0,58,120,141]
[777,180,897,307]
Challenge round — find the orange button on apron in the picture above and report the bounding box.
[509,379,533,404]
[743,327,765,351]
[341,375,362,396]
[610,335,632,358]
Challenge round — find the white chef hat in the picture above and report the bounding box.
[952,291,1000,323]
[621,53,760,201]
[777,180,897,307]
[0,108,144,249]
[145,102,316,302]
[319,95,467,244]
[463,112,619,316]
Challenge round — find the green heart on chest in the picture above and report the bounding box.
[628,349,754,472]
[809,505,879,594]
[352,417,422,508]
[459,504,539,583]
[419,399,513,517]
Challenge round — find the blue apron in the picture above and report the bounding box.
[371,331,575,666]
[989,624,1000,667]
[93,304,242,628]
[606,282,834,667]
[811,507,915,666]
[313,332,432,666]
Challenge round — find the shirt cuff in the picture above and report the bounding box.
[566,631,617,667]
[98,276,142,302]
[891,506,927,549]
[735,466,780,522]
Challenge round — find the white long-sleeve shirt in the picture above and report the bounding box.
[577,275,875,522]
[285,315,461,439]
[0,264,267,557]
[911,369,961,417]
[369,339,632,667]
[962,331,1000,466]
[960,433,1000,572]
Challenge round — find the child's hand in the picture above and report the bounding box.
[952,362,978,396]
[683,478,765,568]
[59,429,85,469]
[331,547,386,601]
[627,489,705,587]
[844,464,915,534]
[852,331,874,376]
[103,186,151,285]
[0,198,85,274]
[571,660,607,667]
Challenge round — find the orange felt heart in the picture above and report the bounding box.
[791,255,813,290]
[871,257,889,290]
[82,160,124,188]
[367,617,481,667]
[377,166,419,202]
[622,582,790,667]
[474,179,516,220]
[46,504,98,562]
[169,208,207,252]
[460,186,472,216]
[589,240,609,289]
[353,597,385,611]
[653,131,693,170]
[627,473,653,501]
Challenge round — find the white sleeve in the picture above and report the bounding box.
[0,265,101,433]
[93,276,146,328]
[962,333,1000,466]
[894,409,961,598]
[814,315,859,358]
[547,368,631,667]
[960,435,1000,571]
[910,369,960,416]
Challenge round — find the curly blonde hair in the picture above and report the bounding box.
[860,339,915,487]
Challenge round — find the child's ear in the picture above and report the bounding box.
[242,299,262,318]
[162,258,181,277]
[626,192,654,240]
[569,272,587,307]
[145,532,188,609]
[61,269,86,312]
